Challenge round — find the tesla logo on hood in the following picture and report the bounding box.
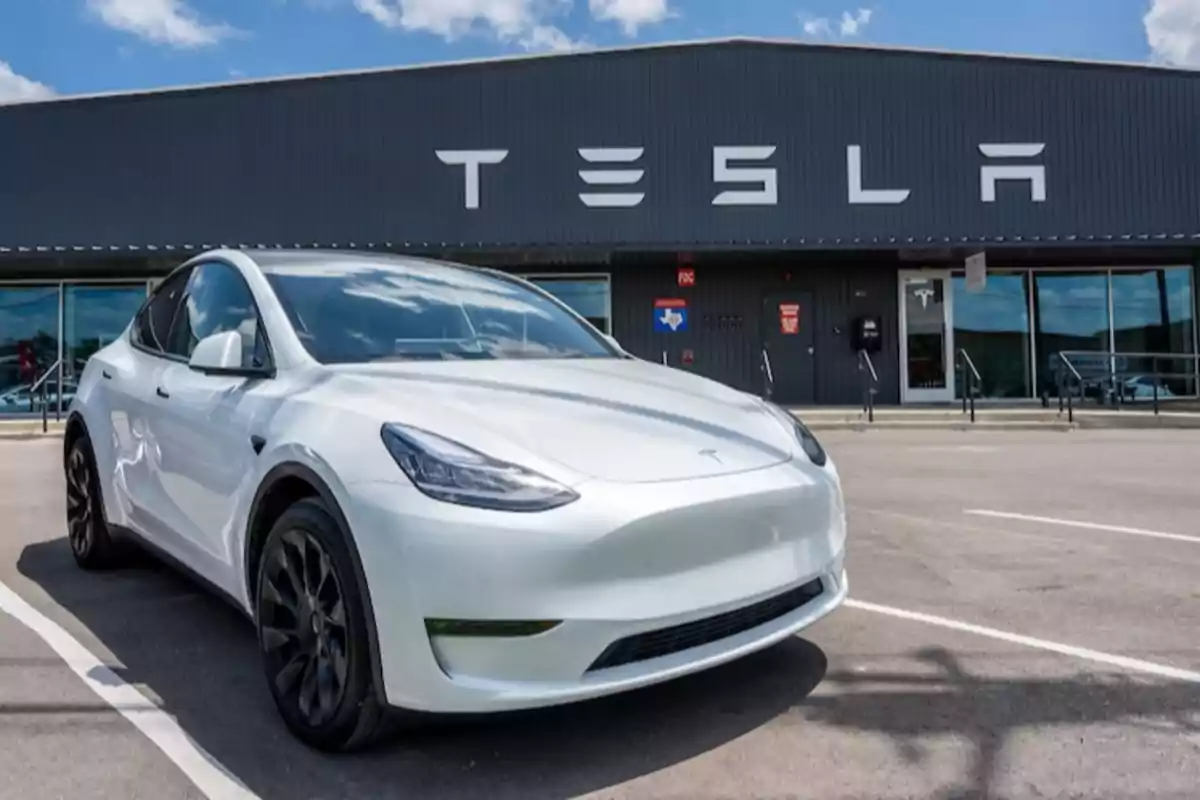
[699,449,723,463]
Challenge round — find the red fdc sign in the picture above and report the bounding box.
[677,267,696,287]
[779,303,800,335]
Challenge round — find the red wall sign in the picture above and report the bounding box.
[779,303,800,335]
[677,266,696,287]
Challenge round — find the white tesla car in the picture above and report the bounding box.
[64,249,848,751]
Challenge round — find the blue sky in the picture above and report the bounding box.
[0,1,1196,102]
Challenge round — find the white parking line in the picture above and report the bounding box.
[845,598,1200,683]
[0,580,259,800]
[964,509,1200,545]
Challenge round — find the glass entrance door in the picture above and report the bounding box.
[899,270,955,403]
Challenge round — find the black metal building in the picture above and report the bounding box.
[1,38,1198,408]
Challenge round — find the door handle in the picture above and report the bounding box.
[156,387,170,399]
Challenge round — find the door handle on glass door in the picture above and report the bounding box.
[156,387,170,399]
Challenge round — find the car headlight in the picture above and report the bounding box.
[763,402,828,468]
[380,423,580,512]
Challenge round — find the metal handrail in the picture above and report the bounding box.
[28,358,63,433]
[761,348,775,400]
[1059,349,1200,363]
[27,359,61,395]
[857,349,878,423]
[1056,352,1084,423]
[956,349,981,423]
[1056,350,1200,418]
[1057,352,1084,383]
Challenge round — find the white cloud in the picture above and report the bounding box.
[523,23,583,51]
[839,7,872,36]
[0,61,55,105]
[86,0,238,49]
[802,17,832,37]
[1144,0,1200,67]
[588,0,671,36]
[353,0,585,51]
[799,6,874,40]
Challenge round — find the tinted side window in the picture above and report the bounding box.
[132,270,190,353]
[165,263,269,369]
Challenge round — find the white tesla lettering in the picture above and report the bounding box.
[578,147,645,208]
[847,145,910,205]
[433,142,1057,210]
[712,146,778,206]
[980,143,1046,203]
[435,149,509,210]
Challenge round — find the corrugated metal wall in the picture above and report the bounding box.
[610,256,901,405]
[2,41,1198,251]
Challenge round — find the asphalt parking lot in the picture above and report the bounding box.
[2,429,1200,800]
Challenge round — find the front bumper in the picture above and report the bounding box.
[345,457,848,714]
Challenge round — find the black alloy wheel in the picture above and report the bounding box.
[260,528,350,728]
[65,436,115,569]
[255,498,385,751]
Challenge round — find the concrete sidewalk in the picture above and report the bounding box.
[5,403,1200,440]
[790,405,1200,431]
[0,419,65,440]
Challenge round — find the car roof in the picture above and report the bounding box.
[243,248,477,275]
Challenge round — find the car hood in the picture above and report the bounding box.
[325,358,796,484]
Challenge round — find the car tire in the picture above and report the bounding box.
[255,497,386,752]
[65,433,118,570]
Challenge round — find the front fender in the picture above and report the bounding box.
[233,442,355,598]
[239,445,389,707]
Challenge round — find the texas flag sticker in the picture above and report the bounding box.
[653,298,688,333]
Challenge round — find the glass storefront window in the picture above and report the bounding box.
[0,282,149,415]
[1033,272,1112,399]
[525,276,611,334]
[952,273,1033,398]
[64,285,149,389]
[1111,267,1196,397]
[0,286,61,412]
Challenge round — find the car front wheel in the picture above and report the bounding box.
[255,497,385,752]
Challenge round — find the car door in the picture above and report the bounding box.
[152,261,276,589]
[114,268,192,543]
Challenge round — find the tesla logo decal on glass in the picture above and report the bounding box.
[699,449,723,463]
[913,287,936,308]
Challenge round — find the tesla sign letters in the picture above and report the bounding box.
[436,143,1048,210]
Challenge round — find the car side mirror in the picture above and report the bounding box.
[189,331,257,376]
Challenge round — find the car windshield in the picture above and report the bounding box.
[261,257,618,365]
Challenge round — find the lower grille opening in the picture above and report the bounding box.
[586,577,825,672]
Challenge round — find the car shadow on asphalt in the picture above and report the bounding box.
[802,645,1200,800]
[18,535,829,800]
